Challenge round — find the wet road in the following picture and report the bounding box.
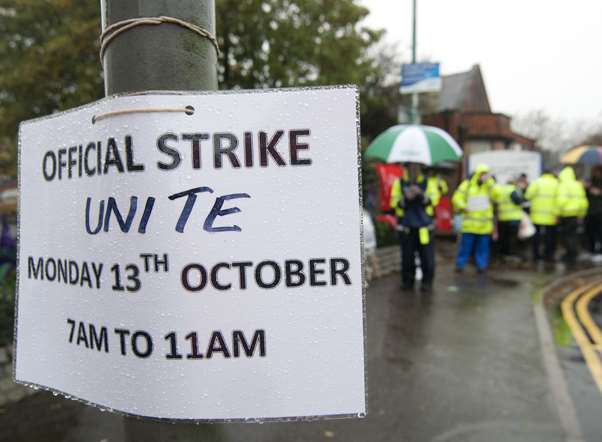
[555,278,602,442]
[1,260,599,441]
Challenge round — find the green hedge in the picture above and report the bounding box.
[376,221,398,248]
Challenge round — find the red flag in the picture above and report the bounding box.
[434,196,453,233]
[375,163,404,212]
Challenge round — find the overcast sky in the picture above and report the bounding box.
[361,0,602,122]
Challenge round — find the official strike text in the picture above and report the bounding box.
[42,130,311,181]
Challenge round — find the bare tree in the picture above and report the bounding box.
[579,119,602,145]
[512,109,599,153]
[513,110,572,152]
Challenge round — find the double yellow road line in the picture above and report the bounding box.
[561,281,602,393]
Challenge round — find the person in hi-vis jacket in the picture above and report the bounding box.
[390,163,435,292]
[452,164,496,273]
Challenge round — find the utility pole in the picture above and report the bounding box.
[102,0,218,94]
[411,0,417,64]
[100,1,219,440]
[411,0,420,124]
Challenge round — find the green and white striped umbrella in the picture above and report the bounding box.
[365,124,463,165]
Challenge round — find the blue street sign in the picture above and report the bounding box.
[400,63,442,94]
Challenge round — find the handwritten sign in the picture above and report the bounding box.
[15,88,366,421]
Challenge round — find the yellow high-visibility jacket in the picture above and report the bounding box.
[426,175,449,216]
[493,184,523,222]
[390,173,433,220]
[452,165,496,234]
[525,173,559,226]
[556,167,588,218]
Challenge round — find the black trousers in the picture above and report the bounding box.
[399,228,435,288]
[586,214,602,253]
[532,224,557,261]
[498,221,519,256]
[559,217,579,264]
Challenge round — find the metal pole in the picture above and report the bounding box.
[411,0,417,65]
[411,0,420,124]
[100,1,219,440]
[102,0,218,95]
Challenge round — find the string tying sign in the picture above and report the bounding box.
[99,15,220,62]
[92,105,195,124]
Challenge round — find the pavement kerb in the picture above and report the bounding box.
[538,268,602,303]
[563,283,602,393]
[534,268,602,442]
[576,286,602,345]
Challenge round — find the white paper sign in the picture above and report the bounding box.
[469,151,542,184]
[15,87,366,421]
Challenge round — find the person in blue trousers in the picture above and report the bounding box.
[452,164,496,273]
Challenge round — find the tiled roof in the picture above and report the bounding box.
[438,65,491,113]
